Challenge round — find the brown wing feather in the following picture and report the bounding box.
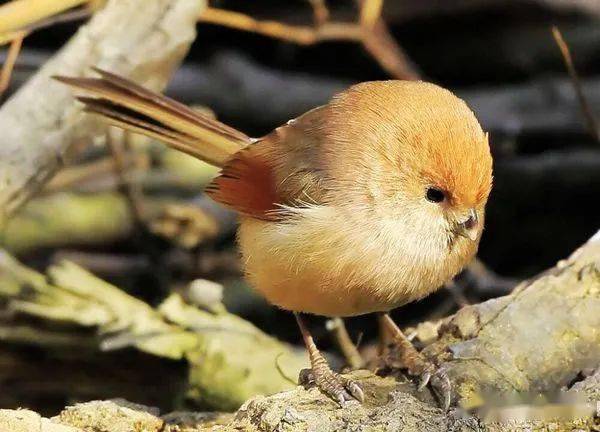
[206,105,334,220]
[206,144,281,220]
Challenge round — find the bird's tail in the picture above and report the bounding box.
[55,68,251,167]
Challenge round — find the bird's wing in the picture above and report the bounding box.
[57,68,328,221]
[206,107,332,221]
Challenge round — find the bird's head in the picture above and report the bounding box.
[323,80,493,259]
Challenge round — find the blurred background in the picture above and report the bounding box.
[0,0,599,417]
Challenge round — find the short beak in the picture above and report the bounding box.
[456,209,479,242]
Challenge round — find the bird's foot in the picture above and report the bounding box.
[299,365,364,407]
[380,345,451,410]
[377,313,452,410]
[295,312,364,407]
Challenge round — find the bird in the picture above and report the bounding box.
[56,68,493,408]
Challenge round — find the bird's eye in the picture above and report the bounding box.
[425,187,446,203]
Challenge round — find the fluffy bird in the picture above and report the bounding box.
[56,69,493,408]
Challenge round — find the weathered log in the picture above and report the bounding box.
[0,377,597,432]
[0,399,234,432]
[1,231,599,429]
[424,232,600,407]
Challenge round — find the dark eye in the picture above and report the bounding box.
[426,187,446,203]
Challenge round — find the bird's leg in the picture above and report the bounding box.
[377,313,451,410]
[295,313,364,406]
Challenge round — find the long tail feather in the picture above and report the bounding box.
[55,68,251,167]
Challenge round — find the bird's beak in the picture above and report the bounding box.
[456,209,479,242]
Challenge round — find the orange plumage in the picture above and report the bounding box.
[211,80,491,316]
[57,70,493,405]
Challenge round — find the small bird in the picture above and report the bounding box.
[56,69,493,408]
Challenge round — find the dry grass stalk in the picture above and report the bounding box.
[106,131,146,226]
[0,7,93,46]
[551,26,599,142]
[326,317,365,370]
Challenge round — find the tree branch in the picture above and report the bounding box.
[0,0,203,225]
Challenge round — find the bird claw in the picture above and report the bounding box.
[417,369,432,391]
[412,364,451,410]
[299,368,364,407]
[380,346,453,410]
[429,367,452,411]
[344,377,365,403]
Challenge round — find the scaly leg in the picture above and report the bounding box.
[295,313,364,406]
[378,313,451,409]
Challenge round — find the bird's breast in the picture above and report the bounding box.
[237,205,466,317]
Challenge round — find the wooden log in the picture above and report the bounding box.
[1,231,599,429]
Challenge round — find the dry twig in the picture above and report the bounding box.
[359,0,383,28]
[307,0,329,26]
[326,317,364,369]
[105,131,146,226]
[198,7,361,44]
[361,19,418,81]
[0,30,24,97]
[198,0,418,80]
[0,0,88,39]
[551,26,599,142]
